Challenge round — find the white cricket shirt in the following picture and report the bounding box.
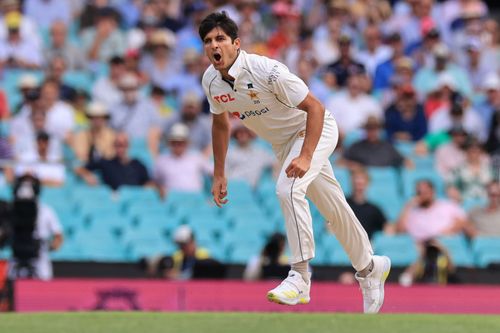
[202,50,309,146]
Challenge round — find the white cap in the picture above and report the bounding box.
[182,91,201,106]
[433,43,450,58]
[119,73,139,89]
[482,73,500,91]
[18,74,38,88]
[437,73,456,90]
[86,102,109,117]
[150,29,176,48]
[168,123,190,141]
[173,225,193,243]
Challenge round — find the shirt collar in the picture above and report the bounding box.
[227,50,246,80]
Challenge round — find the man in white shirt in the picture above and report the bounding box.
[200,12,390,313]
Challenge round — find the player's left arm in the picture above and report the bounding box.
[285,93,325,178]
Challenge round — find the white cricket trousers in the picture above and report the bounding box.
[273,111,373,271]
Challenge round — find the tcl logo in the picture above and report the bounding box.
[214,94,235,103]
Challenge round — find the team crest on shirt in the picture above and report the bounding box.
[247,90,261,105]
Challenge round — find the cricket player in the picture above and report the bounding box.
[200,12,391,313]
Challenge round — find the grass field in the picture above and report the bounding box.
[1,312,500,333]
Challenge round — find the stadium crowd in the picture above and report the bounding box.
[0,0,499,281]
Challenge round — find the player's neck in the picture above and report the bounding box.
[220,70,235,82]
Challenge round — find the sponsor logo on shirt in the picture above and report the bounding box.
[214,94,235,103]
[247,90,261,105]
[267,65,281,85]
[231,107,270,120]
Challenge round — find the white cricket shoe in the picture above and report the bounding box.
[267,270,311,305]
[355,255,391,314]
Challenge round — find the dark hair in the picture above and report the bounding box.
[416,179,435,190]
[198,11,238,42]
[109,56,125,65]
[262,233,286,265]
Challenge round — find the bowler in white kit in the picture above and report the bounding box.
[199,12,391,313]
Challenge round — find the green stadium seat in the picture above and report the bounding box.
[373,233,418,266]
[438,235,474,266]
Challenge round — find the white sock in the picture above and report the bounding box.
[291,260,310,283]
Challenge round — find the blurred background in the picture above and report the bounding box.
[0,0,499,312]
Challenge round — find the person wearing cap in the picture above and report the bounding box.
[109,73,163,155]
[43,20,86,71]
[384,84,427,142]
[76,132,153,190]
[163,91,211,154]
[72,102,116,164]
[475,73,500,135]
[11,131,66,187]
[0,0,41,49]
[0,11,43,69]
[81,6,126,63]
[343,116,406,169]
[14,74,39,114]
[139,29,178,88]
[153,123,213,198]
[167,225,211,280]
[461,38,490,92]
[226,123,276,188]
[326,72,383,135]
[91,56,126,109]
[200,12,390,312]
[325,34,366,88]
[414,43,473,99]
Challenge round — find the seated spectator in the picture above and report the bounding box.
[356,24,392,77]
[10,101,62,160]
[13,74,39,116]
[461,38,490,93]
[244,233,288,281]
[71,102,116,164]
[167,225,211,280]
[435,125,468,179]
[430,91,485,142]
[343,116,406,168]
[346,168,387,239]
[81,7,126,64]
[43,20,86,71]
[482,75,500,153]
[154,123,212,197]
[226,124,275,188]
[139,29,178,88]
[0,11,42,69]
[163,92,211,154]
[394,180,467,242]
[0,0,41,48]
[466,181,500,237]
[373,32,407,92]
[45,56,76,102]
[23,0,71,29]
[325,35,365,88]
[109,74,162,155]
[91,56,125,109]
[11,132,66,187]
[447,138,493,202]
[326,73,382,135]
[384,84,427,142]
[75,132,153,190]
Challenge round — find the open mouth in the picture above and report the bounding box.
[213,53,222,62]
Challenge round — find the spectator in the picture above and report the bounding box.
[149,85,174,119]
[384,84,427,142]
[10,102,62,160]
[71,102,116,164]
[461,38,490,93]
[0,0,41,48]
[244,233,288,281]
[23,0,71,29]
[75,132,153,190]
[139,29,178,88]
[154,123,212,197]
[429,91,485,142]
[79,0,117,32]
[379,57,416,109]
[45,56,76,102]
[395,180,467,242]
[166,225,211,280]
[0,11,42,69]
[476,73,500,142]
[8,174,63,280]
[343,116,406,168]
[81,7,126,63]
[346,168,387,239]
[13,74,40,116]
[373,32,406,92]
[356,24,392,77]
[0,89,8,120]
[466,181,500,237]
[435,125,468,179]
[43,20,86,71]
[164,48,205,103]
[163,92,211,154]
[325,35,365,88]
[109,73,162,155]
[226,124,276,188]
[326,73,382,135]
[91,56,125,109]
[447,138,493,203]
[12,132,66,187]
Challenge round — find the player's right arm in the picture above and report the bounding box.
[211,112,230,207]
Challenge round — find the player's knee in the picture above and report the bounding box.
[276,180,304,203]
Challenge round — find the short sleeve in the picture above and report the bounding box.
[202,71,225,115]
[43,205,63,235]
[266,62,309,108]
